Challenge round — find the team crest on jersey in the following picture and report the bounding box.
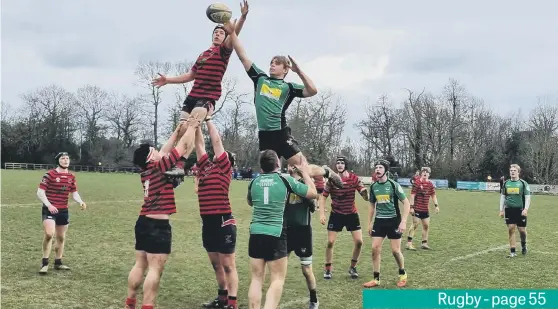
[260,84,281,100]
[55,178,60,182]
[376,194,390,203]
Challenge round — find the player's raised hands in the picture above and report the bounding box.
[223,19,237,35]
[240,0,249,17]
[288,56,301,73]
[152,73,168,88]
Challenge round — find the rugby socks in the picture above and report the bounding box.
[510,247,516,254]
[54,258,62,266]
[350,259,358,268]
[125,298,136,308]
[373,272,380,280]
[218,289,228,305]
[227,296,237,309]
[309,290,318,303]
[520,231,527,248]
[407,236,413,242]
[42,258,49,266]
[325,263,332,272]
[399,268,406,275]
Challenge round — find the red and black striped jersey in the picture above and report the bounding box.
[188,44,233,101]
[323,172,365,214]
[411,179,435,212]
[139,148,180,216]
[197,152,232,215]
[38,169,77,210]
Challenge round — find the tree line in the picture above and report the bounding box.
[1,60,557,185]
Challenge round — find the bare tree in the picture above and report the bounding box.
[135,61,172,146]
[105,95,146,148]
[524,100,558,183]
[287,90,347,164]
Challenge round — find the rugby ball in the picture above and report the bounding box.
[206,3,232,24]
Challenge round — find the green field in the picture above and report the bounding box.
[1,170,557,309]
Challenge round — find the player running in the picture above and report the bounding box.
[124,118,200,309]
[152,0,250,176]
[194,120,239,309]
[406,167,439,250]
[221,19,343,189]
[319,156,368,280]
[284,164,320,309]
[363,159,411,288]
[499,164,531,258]
[247,150,317,309]
[36,152,87,274]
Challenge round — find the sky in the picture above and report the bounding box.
[2,0,558,139]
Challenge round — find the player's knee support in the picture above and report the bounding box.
[300,256,312,266]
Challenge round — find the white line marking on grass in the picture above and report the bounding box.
[532,251,558,256]
[1,197,246,207]
[448,245,508,262]
[278,297,308,309]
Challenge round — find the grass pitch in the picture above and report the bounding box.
[1,170,557,309]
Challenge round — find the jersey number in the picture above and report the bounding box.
[144,180,150,197]
[263,187,269,204]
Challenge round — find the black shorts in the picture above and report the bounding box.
[248,229,288,261]
[258,128,300,160]
[182,97,215,114]
[42,207,69,226]
[286,225,313,258]
[201,214,237,254]
[135,215,172,254]
[414,210,430,220]
[371,217,402,239]
[327,212,361,232]
[504,207,527,227]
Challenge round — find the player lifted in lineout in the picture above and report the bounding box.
[221,19,344,189]
[284,164,320,309]
[499,164,531,258]
[125,118,200,309]
[194,119,239,309]
[406,167,439,250]
[247,150,318,309]
[364,159,411,288]
[319,156,368,280]
[37,152,87,274]
[152,1,250,176]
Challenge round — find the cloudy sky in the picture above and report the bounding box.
[2,0,557,137]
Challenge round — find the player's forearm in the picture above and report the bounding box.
[160,130,179,154]
[166,73,194,84]
[319,195,326,216]
[234,15,247,35]
[432,195,439,207]
[37,189,53,207]
[297,70,318,96]
[72,192,84,204]
[301,172,317,199]
[410,194,415,207]
[368,204,375,227]
[206,120,225,156]
[194,127,206,157]
[499,195,505,211]
[229,33,253,70]
[401,200,411,223]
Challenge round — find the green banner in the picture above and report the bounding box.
[363,290,558,309]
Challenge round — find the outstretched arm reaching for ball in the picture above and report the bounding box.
[222,0,249,50]
[223,19,253,71]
